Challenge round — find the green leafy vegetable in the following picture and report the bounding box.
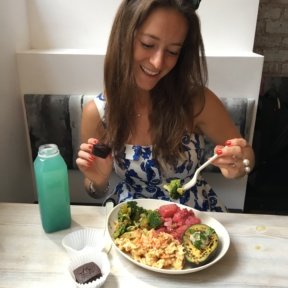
[147,210,163,229]
[163,179,185,199]
[113,201,163,239]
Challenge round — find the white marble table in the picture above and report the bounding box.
[0,202,287,288]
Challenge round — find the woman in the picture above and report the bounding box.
[76,0,254,211]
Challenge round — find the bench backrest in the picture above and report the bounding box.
[24,94,254,172]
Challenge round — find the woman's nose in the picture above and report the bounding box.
[150,50,164,70]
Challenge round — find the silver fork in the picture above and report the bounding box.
[181,154,218,191]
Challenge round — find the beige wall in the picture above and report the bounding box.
[0,0,34,202]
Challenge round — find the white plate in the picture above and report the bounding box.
[107,199,230,274]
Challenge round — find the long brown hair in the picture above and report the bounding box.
[104,0,207,165]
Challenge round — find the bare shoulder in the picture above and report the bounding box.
[83,99,99,118]
[81,99,103,142]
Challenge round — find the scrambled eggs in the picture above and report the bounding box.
[114,228,185,270]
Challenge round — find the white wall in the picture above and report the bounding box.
[26,0,120,52]
[0,0,34,202]
[199,0,259,53]
[25,0,259,53]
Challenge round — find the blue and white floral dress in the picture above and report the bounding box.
[94,94,226,212]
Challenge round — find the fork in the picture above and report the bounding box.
[103,200,114,254]
[181,154,219,191]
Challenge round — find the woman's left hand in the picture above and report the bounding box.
[212,138,255,179]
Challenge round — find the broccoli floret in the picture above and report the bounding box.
[113,223,127,239]
[127,201,146,222]
[114,202,165,238]
[114,203,132,238]
[147,210,163,229]
[163,179,185,199]
[126,201,137,216]
[139,214,149,229]
[118,203,130,220]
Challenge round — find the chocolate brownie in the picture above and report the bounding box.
[92,143,111,158]
[73,262,102,284]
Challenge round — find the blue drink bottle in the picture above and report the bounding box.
[34,144,71,232]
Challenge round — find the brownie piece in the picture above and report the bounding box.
[73,262,102,284]
[92,143,111,158]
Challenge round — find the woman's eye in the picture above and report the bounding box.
[141,42,153,49]
[167,50,179,56]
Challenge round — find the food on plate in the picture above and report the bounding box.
[113,201,163,239]
[73,261,102,284]
[109,200,229,273]
[182,224,219,266]
[147,209,163,229]
[114,228,185,270]
[157,203,201,242]
[163,179,185,199]
[112,201,220,270]
[92,143,111,158]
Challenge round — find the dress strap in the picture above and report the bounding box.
[93,93,106,122]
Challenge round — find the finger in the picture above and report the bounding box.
[88,138,99,145]
[215,138,248,159]
[215,145,241,158]
[76,157,93,171]
[225,138,248,148]
[79,143,93,154]
[217,154,247,174]
[78,149,96,163]
[229,160,239,169]
[213,156,234,167]
[222,145,242,159]
[214,145,225,156]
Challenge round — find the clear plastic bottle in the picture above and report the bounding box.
[34,144,71,233]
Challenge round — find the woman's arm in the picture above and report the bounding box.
[194,88,255,178]
[76,100,113,196]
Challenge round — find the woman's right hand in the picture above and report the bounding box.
[76,138,113,187]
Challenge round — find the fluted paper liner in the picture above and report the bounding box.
[68,250,110,288]
[62,228,105,257]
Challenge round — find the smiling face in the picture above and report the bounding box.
[133,8,188,92]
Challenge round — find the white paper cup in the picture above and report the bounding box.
[68,250,110,288]
[62,228,105,257]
